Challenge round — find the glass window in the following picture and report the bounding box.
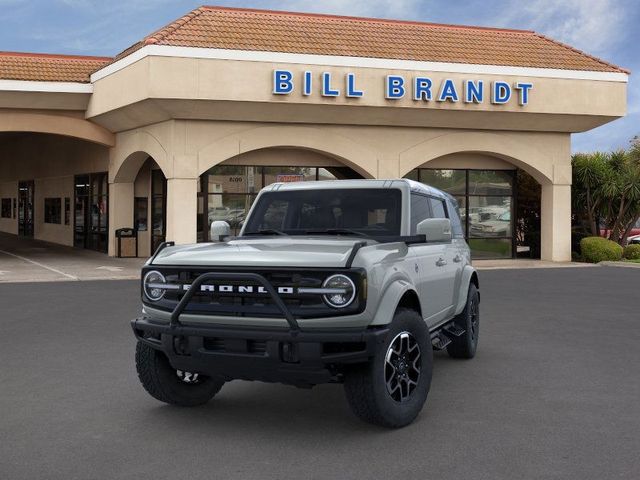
[468,196,512,238]
[1,198,10,218]
[208,193,254,236]
[263,166,316,187]
[244,189,402,236]
[420,169,466,195]
[410,194,431,234]
[404,169,419,181]
[44,198,62,224]
[446,197,465,238]
[134,197,148,231]
[205,165,262,194]
[468,170,513,196]
[64,198,70,225]
[429,197,447,219]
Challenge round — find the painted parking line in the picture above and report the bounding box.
[0,249,79,281]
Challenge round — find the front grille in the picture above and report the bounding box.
[144,267,365,319]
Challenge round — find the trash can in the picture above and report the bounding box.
[115,228,138,258]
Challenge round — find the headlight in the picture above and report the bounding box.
[322,274,356,308]
[143,270,166,301]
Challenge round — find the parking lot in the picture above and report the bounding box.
[1,267,639,480]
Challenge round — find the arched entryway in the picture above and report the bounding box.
[197,147,364,240]
[109,149,170,257]
[403,153,541,259]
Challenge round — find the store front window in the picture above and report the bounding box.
[405,168,515,259]
[198,165,360,240]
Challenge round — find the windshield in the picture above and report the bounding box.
[243,188,402,237]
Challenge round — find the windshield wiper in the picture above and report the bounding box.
[244,229,288,236]
[305,228,371,238]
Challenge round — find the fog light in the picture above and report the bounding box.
[322,274,356,308]
[143,270,166,301]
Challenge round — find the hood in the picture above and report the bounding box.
[151,237,369,268]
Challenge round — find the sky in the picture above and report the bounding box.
[0,0,637,153]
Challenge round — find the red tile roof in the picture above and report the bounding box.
[0,51,111,83]
[114,6,628,74]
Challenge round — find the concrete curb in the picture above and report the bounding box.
[599,261,640,269]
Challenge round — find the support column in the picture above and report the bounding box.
[166,177,198,245]
[540,183,572,262]
[108,182,134,257]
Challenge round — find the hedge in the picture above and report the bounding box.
[623,244,640,260]
[580,236,623,263]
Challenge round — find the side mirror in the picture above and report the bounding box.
[210,221,231,242]
[416,218,452,243]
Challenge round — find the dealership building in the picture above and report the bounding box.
[0,6,629,260]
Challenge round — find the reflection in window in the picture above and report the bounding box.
[405,168,515,258]
[468,197,512,238]
[134,197,148,231]
[468,170,513,195]
[419,169,466,195]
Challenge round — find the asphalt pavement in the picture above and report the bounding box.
[1,267,639,480]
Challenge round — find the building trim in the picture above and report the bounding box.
[0,79,93,93]
[91,44,630,83]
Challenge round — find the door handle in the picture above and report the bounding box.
[453,254,462,263]
[436,258,447,267]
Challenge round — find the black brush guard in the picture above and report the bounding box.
[132,259,387,386]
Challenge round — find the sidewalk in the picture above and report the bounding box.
[0,232,145,283]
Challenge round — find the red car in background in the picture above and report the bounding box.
[600,219,640,243]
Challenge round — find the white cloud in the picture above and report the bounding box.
[500,0,626,55]
[275,0,425,19]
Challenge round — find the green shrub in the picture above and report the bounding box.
[579,237,623,263]
[623,244,640,260]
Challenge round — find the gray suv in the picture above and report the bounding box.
[132,179,480,427]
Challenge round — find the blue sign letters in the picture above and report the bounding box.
[272,70,532,106]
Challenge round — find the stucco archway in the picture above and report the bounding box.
[109,130,170,184]
[197,126,378,179]
[398,132,554,186]
[0,112,114,147]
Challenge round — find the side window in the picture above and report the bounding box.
[429,197,447,219]
[446,198,464,238]
[410,194,431,234]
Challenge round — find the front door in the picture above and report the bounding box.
[18,180,34,238]
[74,173,108,253]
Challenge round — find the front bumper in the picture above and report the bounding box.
[132,317,389,387]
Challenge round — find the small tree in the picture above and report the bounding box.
[572,138,640,246]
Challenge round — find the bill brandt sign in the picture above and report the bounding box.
[272,70,533,106]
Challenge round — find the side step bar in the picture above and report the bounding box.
[430,321,466,351]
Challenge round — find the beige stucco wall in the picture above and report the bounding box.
[87,56,627,134]
[107,119,572,260]
[34,176,73,246]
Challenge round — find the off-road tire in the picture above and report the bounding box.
[344,308,433,428]
[135,341,224,406]
[447,283,480,359]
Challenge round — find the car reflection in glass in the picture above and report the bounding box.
[470,210,511,237]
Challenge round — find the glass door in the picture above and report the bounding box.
[151,169,167,252]
[74,175,89,248]
[18,180,35,238]
[74,173,108,253]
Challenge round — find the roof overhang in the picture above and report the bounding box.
[0,79,93,93]
[91,44,630,84]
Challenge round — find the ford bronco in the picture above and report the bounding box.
[132,179,480,428]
